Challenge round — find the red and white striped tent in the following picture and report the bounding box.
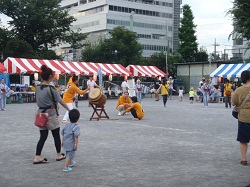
[126,65,166,77]
[0,63,7,73]
[3,57,131,76]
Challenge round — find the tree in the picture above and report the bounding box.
[178,4,198,62]
[147,51,182,77]
[0,0,75,51]
[195,47,208,62]
[82,26,143,66]
[228,0,250,43]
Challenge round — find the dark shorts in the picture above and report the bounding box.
[189,97,194,101]
[237,121,250,143]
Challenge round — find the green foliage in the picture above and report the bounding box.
[0,0,75,50]
[195,48,208,62]
[228,0,250,41]
[64,30,88,49]
[0,0,83,60]
[147,51,182,77]
[82,26,143,66]
[178,4,198,62]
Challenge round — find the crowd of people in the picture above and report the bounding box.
[1,64,250,170]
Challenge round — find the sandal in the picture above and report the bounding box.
[240,161,248,166]
[56,153,66,161]
[33,158,48,164]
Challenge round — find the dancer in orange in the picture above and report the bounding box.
[62,76,88,122]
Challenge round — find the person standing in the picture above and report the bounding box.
[122,96,144,120]
[62,76,88,123]
[121,80,129,93]
[167,76,175,100]
[201,80,211,107]
[33,65,70,164]
[116,91,132,116]
[156,79,168,107]
[61,109,80,172]
[135,79,143,103]
[231,70,250,166]
[87,75,98,92]
[0,78,11,111]
[189,87,195,104]
[153,77,161,101]
[224,79,232,108]
[178,87,184,102]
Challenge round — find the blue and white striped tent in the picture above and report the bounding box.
[210,63,250,78]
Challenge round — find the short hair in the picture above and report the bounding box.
[72,75,78,82]
[241,70,250,84]
[225,79,229,83]
[131,96,138,102]
[123,91,129,95]
[69,109,80,123]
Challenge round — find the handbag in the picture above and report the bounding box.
[232,91,250,119]
[225,90,231,96]
[34,85,57,127]
[34,112,49,127]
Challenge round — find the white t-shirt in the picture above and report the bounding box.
[87,80,97,91]
[121,81,129,92]
[179,89,184,97]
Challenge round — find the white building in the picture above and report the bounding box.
[232,37,250,60]
[58,0,182,59]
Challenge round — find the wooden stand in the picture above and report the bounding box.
[89,102,109,121]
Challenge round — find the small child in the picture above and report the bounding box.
[189,87,195,104]
[178,87,184,101]
[61,109,80,172]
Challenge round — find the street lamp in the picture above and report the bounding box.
[130,11,135,31]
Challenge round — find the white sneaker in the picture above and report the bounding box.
[63,167,72,172]
[118,112,121,116]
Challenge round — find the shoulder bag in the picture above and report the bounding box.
[232,91,250,119]
[34,86,58,127]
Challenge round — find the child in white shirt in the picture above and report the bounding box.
[178,87,184,101]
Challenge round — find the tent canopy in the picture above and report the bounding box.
[210,63,250,78]
[3,57,131,76]
[0,63,6,73]
[126,65,166,77]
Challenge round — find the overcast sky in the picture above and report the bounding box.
[184,0,234,56]
[1,0,234,56]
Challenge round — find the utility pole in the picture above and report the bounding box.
[212,38,220,61]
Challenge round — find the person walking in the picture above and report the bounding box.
[0,78,12,111]
[201,80,211,107]
[167,76,175,100]
[33,65,70,164]
[61,109,80,172]
[156,79,168,107]
[153,77,161,101]
[224,79,232,108]
[62,76,88,123]
[231,70,250,166]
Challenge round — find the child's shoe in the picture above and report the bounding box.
[69,160,76,167]
[63,167,72,172]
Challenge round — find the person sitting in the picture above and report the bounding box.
[210,85,221,102]
[121,96,144,120]
[116,91,132,116]
[30,83,36,92]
